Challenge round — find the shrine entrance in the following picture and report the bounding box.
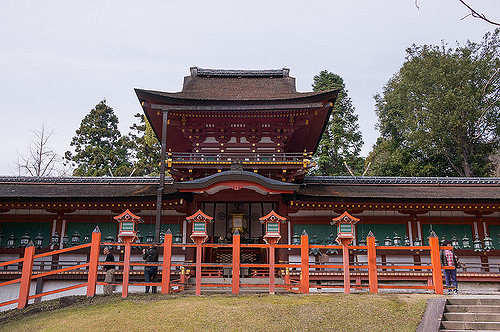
[174,167,300,272]
[199,201,277,269]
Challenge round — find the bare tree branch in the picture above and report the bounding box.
[14,125,70,177]
[415,0,500,26]
[458,0,500,26]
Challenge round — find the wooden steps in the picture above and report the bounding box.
[439,298,500,332]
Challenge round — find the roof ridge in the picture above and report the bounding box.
[0,176,172,184]
[191,67,289,78]
[303,176,500,185]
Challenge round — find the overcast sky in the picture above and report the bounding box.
[1,0,499,176]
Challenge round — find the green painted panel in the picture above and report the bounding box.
[121,221,134,231]
[267,223,279,232]
[137,223,180,239]
[356,223,406,242]
[340,224,353,233]
[194,222,205,232]
[293,224,336,243]
[421,224,473,243]
[0,222,51,247]
[66,222,117,243]
[488,225,500,248]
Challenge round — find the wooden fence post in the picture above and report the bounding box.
[429,231,444,295]
[86,227,101,297]
[340,238,351,294]
[300,230,309,294]
[162,230,173,294]
[121,237,132,298]
[232,230,240,294]
[268,237,277,295]
[195,238,203,295]
[367,231,378,293]
[18,242,35,309]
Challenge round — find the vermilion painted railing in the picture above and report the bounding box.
[0,230,449,310]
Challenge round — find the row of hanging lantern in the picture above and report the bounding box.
[0,228,185,249]
[290,230,498,253]
[437,233,495,252]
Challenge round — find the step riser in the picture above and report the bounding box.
[447,299,500,306]
[441,321,500,330]
[446,305,500,313]
[444,312,500,322]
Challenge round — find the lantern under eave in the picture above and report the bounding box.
[114,209,144,242]
[259,210,286,244]
[187,209,213,243]
[330,211,359,244]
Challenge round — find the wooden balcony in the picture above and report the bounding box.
[167,152,314,182]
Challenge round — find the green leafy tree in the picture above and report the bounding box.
[368,29,500,177]
[311,70,364,176]
[128,113,161,176]
[65,100,132,176]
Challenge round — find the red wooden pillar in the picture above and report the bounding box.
[300,231,309,294]
[162,231,173,294]
[367,231,378,293]
[429,231,444,295]
[232,231,240,294]
[86,229,101,297]
[18,243,35,309]
[340,238,351,294]
[195,237,203,295]
[268,237,277,294]
[121,237,132,298]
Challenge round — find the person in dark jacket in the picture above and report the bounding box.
[103,247,115,295]
[440,240,460,294]
[142,244,159,293]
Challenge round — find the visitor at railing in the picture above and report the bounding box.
[143,244,158,293]
[103,247,115,295]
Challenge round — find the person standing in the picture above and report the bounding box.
[103,247,115,295]
[143,244,159,293]
[441,240,460,294]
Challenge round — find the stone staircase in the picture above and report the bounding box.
[439,297,500,331]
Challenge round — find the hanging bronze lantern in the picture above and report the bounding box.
[483,234,494,251]
[393,232,402,246]
[6,233,16,249]
[50,232,60,247]
[34,232,44,249]
[462,234,471,249]
[473,237,483,252]
[71,231,81,246]
[20,232,31,247]
[450,235,460,249]
[174,232,183,244]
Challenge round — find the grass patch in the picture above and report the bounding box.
[0,293,433,331]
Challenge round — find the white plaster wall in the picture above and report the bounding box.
[487,256,500,273]
[1,254,21,271]
[460,256,482,272]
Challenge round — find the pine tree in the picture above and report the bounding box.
[128,113,161,176]
[65,100,132,176]
[311,71,364,176]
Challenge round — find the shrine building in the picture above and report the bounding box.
[1,67,500,291]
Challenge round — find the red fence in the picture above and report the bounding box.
[0,230,449,309]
